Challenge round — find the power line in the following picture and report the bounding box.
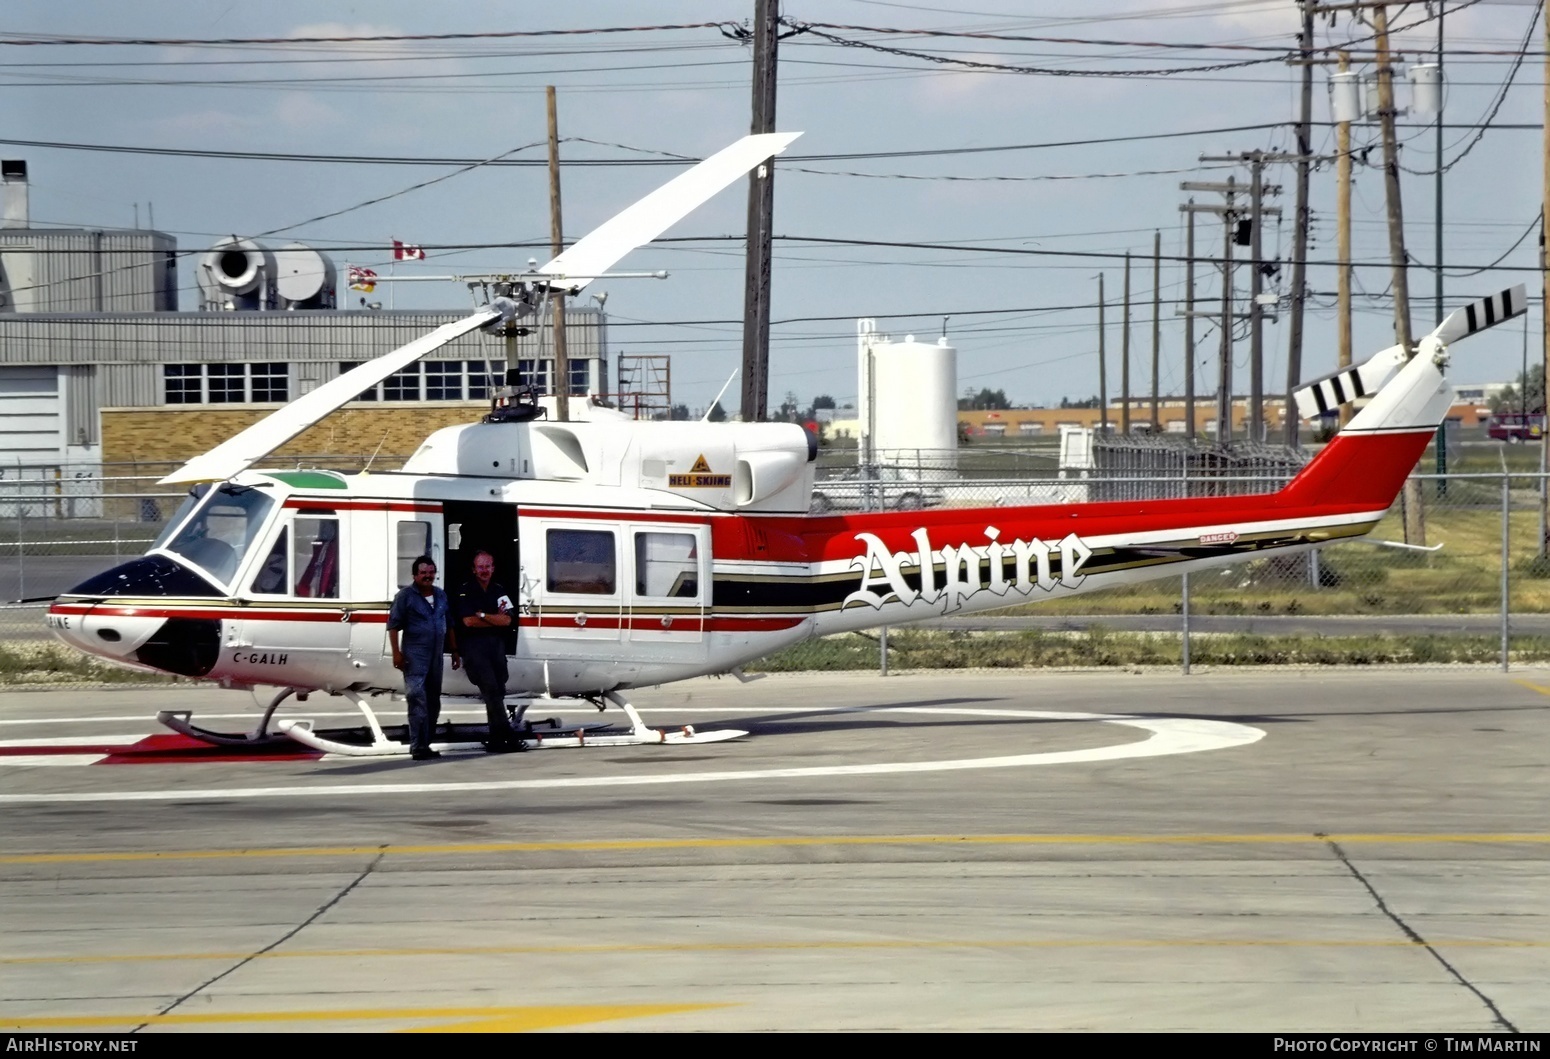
[0,24,737,47]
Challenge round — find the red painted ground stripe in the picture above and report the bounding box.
[0,734,321,764]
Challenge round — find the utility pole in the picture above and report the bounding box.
[1435,4,1447,488]
[1184,205,1196,441]
[740,0,779,422]
[546,85,570,422]
[1198,157,1282,444]
[1373,4,1424,546]
[1098,274,1108,435]
[1151,230,1161,431]
[1219,179,1234,443]
[1286,0,1315,448]
[1337,52,1355,428]
[1121,252,1132,434]
[1542,6,1550,553]
[1248,155,1265,443]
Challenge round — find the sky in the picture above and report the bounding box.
[2,0,1544,416]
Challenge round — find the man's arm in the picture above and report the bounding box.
[461,586,512,628]
[386,589,406,670]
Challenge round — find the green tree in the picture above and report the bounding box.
[668,403,691,421]
[812,394,836,411]
[706,401,727,422]
[1491,365,1544,415]
[957,387,1011,411]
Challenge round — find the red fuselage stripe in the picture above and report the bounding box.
[47,602,802,633]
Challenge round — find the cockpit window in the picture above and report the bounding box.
[162,484,275,586]
[151,485,210,552]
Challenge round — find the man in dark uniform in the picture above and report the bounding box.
[456,550,523,753]
[387,555,460,760]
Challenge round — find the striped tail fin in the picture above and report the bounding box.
[1434,284,1527,345]
[1292,284,1527,422]
[1292,345,1408,421]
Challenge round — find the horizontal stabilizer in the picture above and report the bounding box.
[1433,284,1526,345]
[1293,345,1407,420]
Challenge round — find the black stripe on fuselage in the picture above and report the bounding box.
[711,522,1373,612]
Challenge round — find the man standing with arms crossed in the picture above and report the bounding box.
[388,555,460,761]
[456,549,524,753]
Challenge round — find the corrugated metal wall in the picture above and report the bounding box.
[62,364,97,445]
[0,308,605,407]
[0,230,176,312]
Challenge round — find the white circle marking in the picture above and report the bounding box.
[0,707,1263,805]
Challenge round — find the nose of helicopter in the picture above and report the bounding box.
[48,555,224,676]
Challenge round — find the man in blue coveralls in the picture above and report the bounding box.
[387,555,460,760]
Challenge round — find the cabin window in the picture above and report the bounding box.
[634,532,698,599]
[250,527,289,595]
[396,521,432,588]
[546,529,616,595]
[292,516,340,598]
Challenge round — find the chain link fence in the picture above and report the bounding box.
[6,450,1550,677]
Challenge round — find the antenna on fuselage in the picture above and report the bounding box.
[704,368,740,422]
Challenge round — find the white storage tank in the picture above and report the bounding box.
[857,318,958,478]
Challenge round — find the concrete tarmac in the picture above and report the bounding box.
[0,669,1545,1033]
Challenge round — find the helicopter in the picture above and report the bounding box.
[43,130,1526,757]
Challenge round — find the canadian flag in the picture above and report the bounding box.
[392,239,426,261]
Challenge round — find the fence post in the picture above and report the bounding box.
[1181,571,1191,675]
[14,502,23,602]
[879,625,889,677]
[1501,473,1510,672]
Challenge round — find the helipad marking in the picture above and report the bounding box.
[0,1002,722,1032]
[0,706,1264,804]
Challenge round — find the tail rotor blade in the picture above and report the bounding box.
[1431,284,1527,345]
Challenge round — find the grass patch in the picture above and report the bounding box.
[0,641,178,685]
[746,629,1549,671]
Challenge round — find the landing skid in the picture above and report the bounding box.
[158,687,746,757]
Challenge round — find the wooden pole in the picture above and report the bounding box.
[1151,230,1161,432]
[1541,8,1550,553]
[1217,176,1236,443]
[1374,5,1423,545]
[1185,205,1196,441]
[546,85,570,421]
[1337,52,1354,428]
[1285,0,1314,448]
[739,0,779,422]
[1248,154,1265,443]
[1098,274,1108,435]
[1121,252,1131,435]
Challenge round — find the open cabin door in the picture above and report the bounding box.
[441,500,520,655]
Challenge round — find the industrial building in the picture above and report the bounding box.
[0,159,606,478]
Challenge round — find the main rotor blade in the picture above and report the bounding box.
[535,131,802,292]
[160,308,499,485]
[1431,284,1526,345]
